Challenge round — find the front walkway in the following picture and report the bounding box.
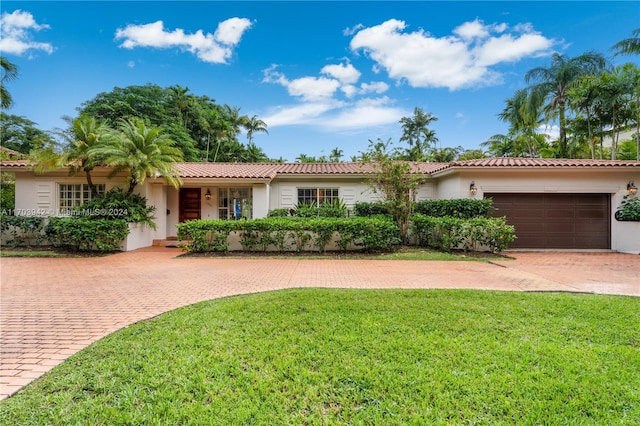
[1,248,638,400]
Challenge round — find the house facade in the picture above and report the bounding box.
[2,158,639,253]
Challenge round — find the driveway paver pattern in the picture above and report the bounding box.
[1,248,638,400]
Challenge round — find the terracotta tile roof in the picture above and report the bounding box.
[274,162,370,175]
[3,158,638,178]
[174,163,282,179]
[174,161,452,178]
[447,157,640,168]
[0,160,32,168]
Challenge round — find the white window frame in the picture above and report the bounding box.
[58,183,105,212]
[218,187,252,220]
[297,187,339,205]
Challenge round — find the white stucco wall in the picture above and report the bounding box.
[268,179,379,212]
[252,183,270,218]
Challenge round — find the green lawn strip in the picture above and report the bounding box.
[182,248,503,262]
[1,289,638,424]
[0,249,64,258]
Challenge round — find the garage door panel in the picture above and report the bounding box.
[510,208,544,218]
[486,193,610,249]
[545,223,575,233]
[576,209,607,220]
[515,223,545,233]
[546,209,576,219]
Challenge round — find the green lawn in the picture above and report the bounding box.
[1,289,638,425]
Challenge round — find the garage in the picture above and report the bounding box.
[486,193,611,249]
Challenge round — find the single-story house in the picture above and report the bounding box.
[2,157,639,253]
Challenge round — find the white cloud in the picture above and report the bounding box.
[114,17,253,64]
[359,81,389,94]
[321,62,361,84]
[262,64,403,130]
[323,99,405,130]
[214,17,253,45]
[263,65,340,101]
[350,18,555,90]
[343,23,365,36]
[262,97,405,131]
[0,9,53,55]
[453,20,489,40]
[261,101,341,127]
[288,76,341,101]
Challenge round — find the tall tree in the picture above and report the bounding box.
[60,115,112,196]
[361,138,425,244]
[0,113,55,154]
[92,118,183,196]
[525,52,607,157]
[399,107,438,161]
[498,89,546,157]
[612,28,640,56]
[242,115,269,146]
[0,57,18,110]
[329,147,344,162]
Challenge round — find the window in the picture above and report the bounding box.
[218,187,252,220]
[297,188,339,205]
[59,184,105,211]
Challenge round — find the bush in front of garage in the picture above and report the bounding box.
[411,214,516,253]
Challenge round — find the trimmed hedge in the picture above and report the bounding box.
[177,217,400,253]
[0,215,47,247]
[413,199,493,218]
[45,217,129,251]
[353,201,391,217]
[412,214,516,253]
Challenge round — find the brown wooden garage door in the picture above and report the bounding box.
[486,193,610,249]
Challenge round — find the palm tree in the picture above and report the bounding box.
[243,115,268,146]
[243,143,269,162]
[1,57,18,109]
[295,154,317,163]
[498,89,545,157]
[481,134,515,157]
[329,147,343,162]
[525,52,607,158]
[61,115,112,196]
[612,28,640,56]
[92,118,183,196]
[399,107,439,160]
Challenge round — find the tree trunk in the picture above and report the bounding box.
[86,170,97,197]
[127,179,137,197]
[559,103,567,158]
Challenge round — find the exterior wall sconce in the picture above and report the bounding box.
[205,188,212,200]
[628,181,638,196]
[469,181,478,196]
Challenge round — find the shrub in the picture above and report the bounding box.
[45,217,129,251]
[353,201,391,217]
[176,217,400,253]
[615,195,640,221]
[177,220,235,252]
[0,180,15,213]
[0,215,46,247]
[414,199,494,219]
[412,214,515,253]
[292,199,349,218]
[71,188,157,228]
[267,208,291,217]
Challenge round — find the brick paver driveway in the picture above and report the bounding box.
[1,248,638,399]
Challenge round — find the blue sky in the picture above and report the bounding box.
[2,1,639,161]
